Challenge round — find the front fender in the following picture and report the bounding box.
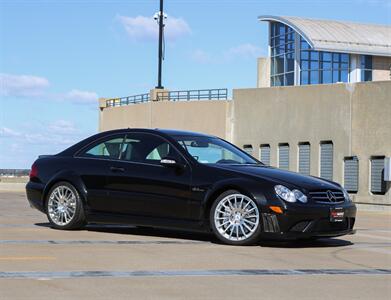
[202,177,284,220]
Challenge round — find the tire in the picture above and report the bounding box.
[210,190,263,246]
[45,181,86,230]
[136,226,153,230]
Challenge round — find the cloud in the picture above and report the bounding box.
[191,43,265,64]
[0,73,98,105]
[24,133,75,145]
[48,120,78,135]
[0,127,22,138]
[64,89,98,104]
[224,43,264,59]
[191,49,212,64]
[1,120,91,150]
[117,14,191,42]
[0,73,49,97]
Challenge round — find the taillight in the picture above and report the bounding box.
[29,163,38,179]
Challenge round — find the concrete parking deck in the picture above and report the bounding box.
[0,191,390,299]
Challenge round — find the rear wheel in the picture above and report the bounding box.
[46,182,86,230]
[210,190,262,246]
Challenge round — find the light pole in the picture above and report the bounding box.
[156,0,164,89]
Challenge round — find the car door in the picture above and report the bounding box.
[74,134,126,212]
[105,132,193,220]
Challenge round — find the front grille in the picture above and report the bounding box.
[309,190,345,204]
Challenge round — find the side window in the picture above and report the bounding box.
[120,137,142,161]
[120,133,181,164]
[146,143,171,161]
[82,136,125,159]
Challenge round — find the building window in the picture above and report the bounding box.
[278,143,289,170]
[370,156,386,194]
[298,142,310,175]
[361,55,372,81]
[300,38,349,85]
[243,145,253,156]
[320,141,333,180]
[270,22,295,86]
[260,144,271,166]
[344,156,359,193]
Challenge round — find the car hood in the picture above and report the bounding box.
[214,164,340,191]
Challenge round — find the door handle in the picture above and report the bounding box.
[110,166,125,173]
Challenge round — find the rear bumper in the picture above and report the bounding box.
[26,181,45,213]
[260,202,357,240]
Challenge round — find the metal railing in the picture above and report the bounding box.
[157,88,228,101]
[105,88,229,108]
[106,93,150,107]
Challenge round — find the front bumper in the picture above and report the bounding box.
[260,202,357,240]
[26,181,45,213]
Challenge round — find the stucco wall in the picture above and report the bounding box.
[257,57,270,88]
[350,81,391,204]
[233,81,391,205]
[99,100,232,140]
[233,84,351,178]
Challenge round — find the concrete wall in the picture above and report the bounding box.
[233,81,391,205]
[99,100,232,140]
[373,56,391,81]
[350,82,391,204]
[257,57,270,88]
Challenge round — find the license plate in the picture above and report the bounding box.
[330,207,344,222]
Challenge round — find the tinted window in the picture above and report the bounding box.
[174,136,259,165]
[81,136,125,159]
[120,133,180,165]
[300,37,350,85]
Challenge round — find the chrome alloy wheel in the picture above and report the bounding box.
[214,194,260,241]
[47,185,77,226]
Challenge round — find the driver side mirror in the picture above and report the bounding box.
[160,157,185,169]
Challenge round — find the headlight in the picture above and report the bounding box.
[342,188,351,202]
[274,185,307,203]
[292,189,308,203]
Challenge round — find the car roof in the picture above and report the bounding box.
[155,128,215,137]
[100,128,216,138]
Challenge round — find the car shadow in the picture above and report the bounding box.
[34,222,353,248]
[34,222,214,243]
[258,238,353,248]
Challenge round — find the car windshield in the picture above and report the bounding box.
[174,136,260,165]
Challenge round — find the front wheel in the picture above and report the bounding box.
[210,190,262,246]
[45,182,86,230]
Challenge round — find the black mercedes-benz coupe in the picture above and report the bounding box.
[26,128,356,245]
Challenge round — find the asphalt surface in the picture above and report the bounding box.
[0,191,390,299]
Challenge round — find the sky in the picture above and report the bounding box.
[0,0,390,169]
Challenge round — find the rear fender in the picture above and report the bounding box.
[42,170,88,206]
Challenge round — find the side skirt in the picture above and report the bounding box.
[85,211,208,233]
